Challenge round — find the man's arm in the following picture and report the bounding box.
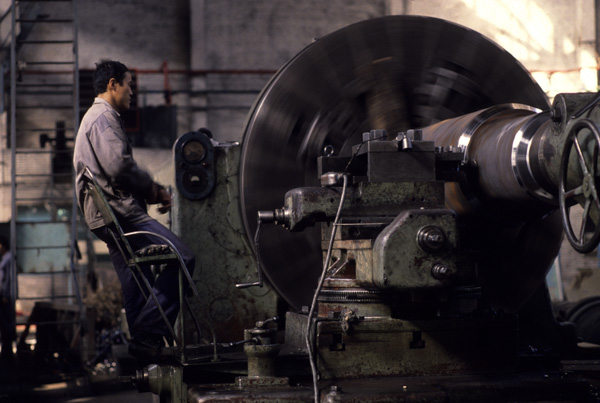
[88,112,171,212]
[89,115,153,191]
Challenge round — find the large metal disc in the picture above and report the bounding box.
[240,15,549,311]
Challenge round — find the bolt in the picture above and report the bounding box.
[431,263,453,280]
[417,226,446,252]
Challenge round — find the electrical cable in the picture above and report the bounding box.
[342,136,382,175]
[305,174,348,403]
[304,135,385,401]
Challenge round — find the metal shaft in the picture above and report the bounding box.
[421,104,556,217]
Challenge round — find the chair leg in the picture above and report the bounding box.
[178,268,186,356]
[132,263,180,346]
[175,254,216,339]
[122,230,219,359]
[178,264,218,363]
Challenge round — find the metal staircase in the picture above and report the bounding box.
[2,0,91,359]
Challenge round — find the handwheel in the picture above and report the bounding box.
[559,119,600,253]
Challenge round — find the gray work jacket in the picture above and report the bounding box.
[73,98,155,230]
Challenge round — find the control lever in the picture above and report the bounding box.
[236,214,268,289]
[226,316,279,347]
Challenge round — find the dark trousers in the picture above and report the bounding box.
[0,299,15,355]
[93,219,195,337]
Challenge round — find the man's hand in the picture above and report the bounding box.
[156,187,172,213]
[148,183,172,213]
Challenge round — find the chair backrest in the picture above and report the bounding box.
[83,167,135,260]
[83,167,119,229]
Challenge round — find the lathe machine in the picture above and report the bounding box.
[136,16,600,402]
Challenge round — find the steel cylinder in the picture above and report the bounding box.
[421,105,554,217]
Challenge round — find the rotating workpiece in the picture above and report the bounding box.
[239,15,550,311]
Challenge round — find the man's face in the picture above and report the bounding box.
[114,71,133,112]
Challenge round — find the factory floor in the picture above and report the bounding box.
[0,347,156,403]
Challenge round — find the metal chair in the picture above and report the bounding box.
[82,166,212,362]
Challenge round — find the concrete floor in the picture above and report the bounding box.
[0,347,156,403]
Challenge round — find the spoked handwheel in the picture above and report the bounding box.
[559,119,600,253]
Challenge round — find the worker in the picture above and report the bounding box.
[73,61,195,364]
[0,235,15,361]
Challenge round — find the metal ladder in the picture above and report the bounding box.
[4,0,89,359]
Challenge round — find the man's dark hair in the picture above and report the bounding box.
[93,61,129,96]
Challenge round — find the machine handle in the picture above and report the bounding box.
[559,118,600,253]
[236,215,265,289]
